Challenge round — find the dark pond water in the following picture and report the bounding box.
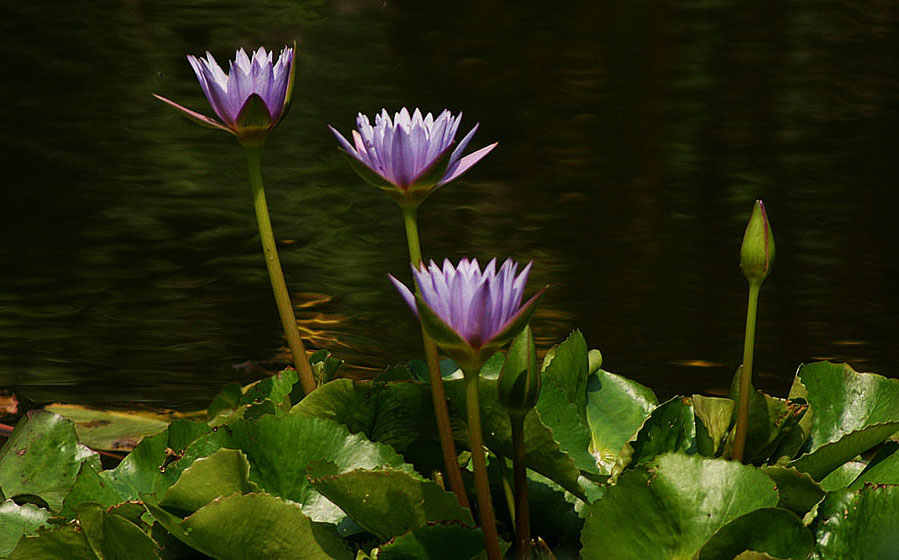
[2,0,898,409]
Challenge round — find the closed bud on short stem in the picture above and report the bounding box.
[498,325,541,415]
[740,200,775,284]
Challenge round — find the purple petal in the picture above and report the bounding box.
[447,123,479,169]
[389,274,418,316]
[328,125,357,156]
[440,142,498,185]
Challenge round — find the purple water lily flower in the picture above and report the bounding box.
[154,45,296,146]
[330,108,497,206]
[390,258,544,371]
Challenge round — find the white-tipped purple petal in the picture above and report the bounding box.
[331,107,495,194]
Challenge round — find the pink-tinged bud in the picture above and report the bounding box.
[740,200,775,284]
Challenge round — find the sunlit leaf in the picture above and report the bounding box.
[0,411,99,511]
[307,464,473,541]
[0,499,51,556]
[696,508,813,560]
[811,484,899,559]
[586,369,658,473]
[582,453,778,560]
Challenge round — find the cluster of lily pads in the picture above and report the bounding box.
[1,45,898,559]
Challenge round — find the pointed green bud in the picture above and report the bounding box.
[498,325,541,415]
[740,200,775,284]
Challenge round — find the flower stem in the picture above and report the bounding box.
[733,281,761,463]
[464,369,503,560]
[400,205,470,510]
[511,413,531,560]
[245,147,316,396]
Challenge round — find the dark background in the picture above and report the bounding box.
[1,0,897,409]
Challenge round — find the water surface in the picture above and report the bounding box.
[2,0,897,408]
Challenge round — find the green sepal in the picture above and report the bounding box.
[404,142,455,191]
[280,40,298,122]
[339,149,396,191]
[498,325,541,414]
[152,93,232,134]
[413,293,479,370]
[235,94,273,147]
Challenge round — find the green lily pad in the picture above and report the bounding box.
[160,449,255,514]
[581,453,779,560]
[76,502,160,560]
[818,461,866,491]
[291,378,441,456]
[693,395,734,458]
[61,463,127,518]
[226,415,414,524]
[0,499,51,556]
[8,526,98,560]
[307,464,473,541]
[43,404,178,451]
[760,466,825,515]
[0,411,99,511]
[696,507,813,560]
[613,397,697,477]
[98,420,212,502]
[542,330,590,419]
[536,378,601,476]
[145,492,352,560]
[849,441,899,489]
[811,484,899,559]
[789,362,899,480]
[376,524,486,560]
[586,369,658,473]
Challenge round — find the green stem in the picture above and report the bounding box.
[511,414,531,560]
[245,147,316,396]
[464,370,503,560]
[733,281,761,463]
[400,205,470,510]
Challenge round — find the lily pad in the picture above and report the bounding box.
[43,404,179,451]
[581,453,779,560]
[612,397,697,477]
[0,499,51,556]
[145,492,352,560]
[811,484,899,559]
[8,526,98,560]
[376,524,486,560]
[849,441,899,489]
[160,449,255,514]
[760,466,825,515]
[696,507,813,560]
[542,330,590,419]
[585,369,658,473]
[76,502,160,560]
[0,410,99,511]
[307,464,473,540]
[789,362,899,480]
[291,378,441,456]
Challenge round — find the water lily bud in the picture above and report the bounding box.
[740,200,775,283]
[498,325,541,415]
